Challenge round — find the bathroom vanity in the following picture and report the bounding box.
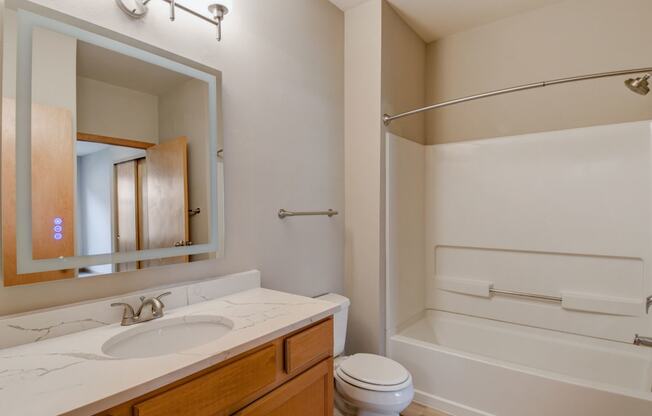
[0,272,338,415]
[98,318,334,416]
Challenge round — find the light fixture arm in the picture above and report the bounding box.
[169,0,176,21]
[117,0,229,41]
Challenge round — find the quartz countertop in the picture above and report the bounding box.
[0,288,338,416]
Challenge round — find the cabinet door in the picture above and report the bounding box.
[236,359,333,416]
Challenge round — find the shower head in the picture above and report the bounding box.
[625,73,651,95]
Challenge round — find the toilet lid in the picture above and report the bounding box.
[336,353,411,391]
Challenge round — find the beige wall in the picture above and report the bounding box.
[381,2,425,144]
[0,0,344,316]
[344,0,383,352]
[77,76,159,143]
[425,0,652,144]
[344,0,383,355]
[159,78,210,256]
[344,0,425,354]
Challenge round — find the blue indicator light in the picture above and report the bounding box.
[53,233,63,240]
[54,217,63,225]
[53,225,63,233]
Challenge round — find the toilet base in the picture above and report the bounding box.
[335,391,358,416]
[336,402,401,416]
[334,379,413,416]
[335,390,403,416]
[335,399,402,416]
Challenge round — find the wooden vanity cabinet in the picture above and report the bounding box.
[97,317,333,416]
[235,359,332,416]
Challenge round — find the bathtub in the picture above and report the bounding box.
[388,311,652,416]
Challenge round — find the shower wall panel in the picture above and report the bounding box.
[386,133,426,336]
[425,121,652,342]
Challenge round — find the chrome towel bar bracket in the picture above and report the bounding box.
[634,334,652,348]
[278,209,338,219]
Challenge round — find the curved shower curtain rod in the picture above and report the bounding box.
[382,67,652,126]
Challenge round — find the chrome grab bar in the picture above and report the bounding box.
[278,209,338,219]
[489,288,562,303]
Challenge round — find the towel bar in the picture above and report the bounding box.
[278,209,338,219]
[436,277,643,316]
[489,288,562,303]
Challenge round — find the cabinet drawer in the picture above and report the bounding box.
[236,358,333,416]
[284,319,333,374]
[134,344,277,416]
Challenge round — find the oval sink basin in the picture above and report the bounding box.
[102,315,233,359]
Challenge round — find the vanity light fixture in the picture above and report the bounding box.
[115,0,231,41]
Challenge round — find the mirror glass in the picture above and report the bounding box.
[2,8,221,285]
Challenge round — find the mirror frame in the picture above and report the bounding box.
[8,2,224,275]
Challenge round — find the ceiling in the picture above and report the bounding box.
[77,41,193,96]
[329,0,564,42]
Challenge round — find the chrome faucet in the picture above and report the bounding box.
[111,292,172,326]
[647,295,652,314]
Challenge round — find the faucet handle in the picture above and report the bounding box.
[111,302,135,318]
[646,295,652,314]
[156,292,172,306]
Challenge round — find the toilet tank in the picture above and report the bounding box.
[317,293,350,357]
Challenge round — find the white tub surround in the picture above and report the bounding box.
[0,275,338,416]
[385,123,652,415]
[424,121,652,343]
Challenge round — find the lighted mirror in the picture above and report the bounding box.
[2,3,223,285]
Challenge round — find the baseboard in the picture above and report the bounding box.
[413,390,495,416]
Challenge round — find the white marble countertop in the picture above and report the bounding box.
[0,288,338,416]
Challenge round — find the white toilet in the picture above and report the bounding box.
[318,294,414,416]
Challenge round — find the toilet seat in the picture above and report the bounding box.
[336,353,412,392]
